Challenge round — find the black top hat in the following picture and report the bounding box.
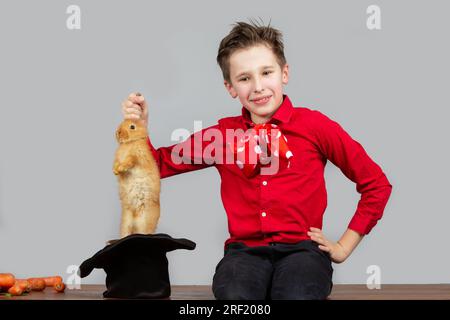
[79,233,196,299]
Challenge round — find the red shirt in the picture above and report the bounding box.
[147,95,393,248]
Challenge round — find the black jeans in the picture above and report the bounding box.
[212,240,333,300]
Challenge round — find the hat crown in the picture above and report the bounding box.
[79,233,196,299]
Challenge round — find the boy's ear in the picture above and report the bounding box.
[224,80,238,99]
[282,64,289,85]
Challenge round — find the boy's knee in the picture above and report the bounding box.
[213,282,265,300]
[270,282,332,300]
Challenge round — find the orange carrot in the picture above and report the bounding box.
[42,276,63,287]
[26,276,63,287]
[15,279,32,293]
[0,273,15,289]
[27,278,46,291]
[8,284,23,296]
[53,282,65,293]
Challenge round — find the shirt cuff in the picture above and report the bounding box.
[348,212,379,235]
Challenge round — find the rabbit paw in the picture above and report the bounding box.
[113,163,127,175]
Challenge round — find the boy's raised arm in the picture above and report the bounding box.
[146,125,221,179]
[122,92,220,179]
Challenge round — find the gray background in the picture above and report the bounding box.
[0,0,449,285]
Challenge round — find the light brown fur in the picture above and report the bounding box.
[113,119,160,238]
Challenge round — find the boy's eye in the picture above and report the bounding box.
[239,71,272,81]
[130,125,135,130]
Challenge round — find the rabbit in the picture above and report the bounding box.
[113,119,161,239]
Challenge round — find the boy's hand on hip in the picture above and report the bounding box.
[307,227,349,264]
[121,92,149,127]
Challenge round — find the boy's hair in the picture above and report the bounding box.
[217,19,287,84]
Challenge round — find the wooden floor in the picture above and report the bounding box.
[1,284,450,300]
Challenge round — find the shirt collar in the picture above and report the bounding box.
[241,94,294,127]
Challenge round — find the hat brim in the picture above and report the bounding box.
[79,233,196,278]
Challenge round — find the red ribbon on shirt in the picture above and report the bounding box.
[228,123,294,178]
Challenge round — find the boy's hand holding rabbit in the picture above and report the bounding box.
[121,92,149,127]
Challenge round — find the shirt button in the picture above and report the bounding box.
[261,212,267,217]
[262,181,268,186]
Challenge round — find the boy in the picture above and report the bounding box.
[121,21,392,300]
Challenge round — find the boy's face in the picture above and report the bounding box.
[224,44,289,124]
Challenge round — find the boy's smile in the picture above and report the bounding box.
[224,44,289,124]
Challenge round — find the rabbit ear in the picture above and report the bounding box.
[115,129,120,142]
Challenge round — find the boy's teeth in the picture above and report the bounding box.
[254,96,269,103]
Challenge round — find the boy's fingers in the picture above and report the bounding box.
[128,92,141,100]
[122,101,132,111]
[310,235,325,244]
[128,93,145,106]
[310,227,322,232]
[124,102,143,113]
[125,104,142,112]
[307,231,322,239]
[131,96,145,106]
[122,108,140,118]
[126,108,142,116]
[124,114,140,120]
[125,100,141,108]
[318,245,330,252]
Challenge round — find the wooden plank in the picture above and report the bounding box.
[1,284,450,300]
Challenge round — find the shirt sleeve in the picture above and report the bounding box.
[147,123,222,179]
[311,111,393,235]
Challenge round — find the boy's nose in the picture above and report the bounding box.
[253,78,264,93]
